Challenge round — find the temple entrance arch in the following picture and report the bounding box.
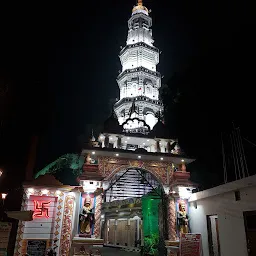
[101,167,168,253]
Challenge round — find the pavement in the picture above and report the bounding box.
[100,247,140,256]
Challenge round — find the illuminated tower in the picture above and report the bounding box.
[114,0,163,131]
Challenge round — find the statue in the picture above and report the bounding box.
[79,197,95,235]
[177,200,189,234]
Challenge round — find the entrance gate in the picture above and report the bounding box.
[102,168,167,253]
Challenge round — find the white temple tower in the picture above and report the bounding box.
[114,0,163,131]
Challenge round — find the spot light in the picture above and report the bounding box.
[127,137,130,140]
[42,189,49,195]
[92,152,95,155]
[160,157,163,161]
[138,156,141,159]
[181,159,184,162]
[116,154,119,157]
[28,188,34,194]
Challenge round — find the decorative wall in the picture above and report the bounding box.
[60,194,76,256]
[14,188,66,256]
[98,156,172,185]
[94,193,103,238]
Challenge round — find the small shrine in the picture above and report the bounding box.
[13,1,197,255]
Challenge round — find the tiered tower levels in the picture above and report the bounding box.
[114,1,163,130]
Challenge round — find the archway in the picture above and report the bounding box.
[104,167,163,202]
[101,168,168,254]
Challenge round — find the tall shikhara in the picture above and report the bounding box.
[114,0,163,133]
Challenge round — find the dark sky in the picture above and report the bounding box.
[0,0,255,189]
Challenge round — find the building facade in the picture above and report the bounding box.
[14,1,196,256]
[189,175,256,256]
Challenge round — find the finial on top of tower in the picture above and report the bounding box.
[132,0,149,15]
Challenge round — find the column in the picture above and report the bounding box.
[168,196,177,241]
[104,134,109,148]
[167,140,171,153]
[94,193,103,238]
[167,196,178,256]
[155,139,161,153]
[117,135,122,149]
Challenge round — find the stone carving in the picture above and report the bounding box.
[60,194,75,256]
[177,200,189,234]
[79,197,95,235]
[98,156,171,184]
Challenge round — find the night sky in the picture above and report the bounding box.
[0,0,255,191]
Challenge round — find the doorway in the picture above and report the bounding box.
[207,215,221,256]
[244,211,256,255]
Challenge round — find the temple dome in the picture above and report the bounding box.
[132,0,149,15]
[103,111,122,134]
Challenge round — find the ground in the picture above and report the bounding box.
[101,247,140,256]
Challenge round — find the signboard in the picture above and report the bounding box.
[0,222,12,256]
[180,233,202,256]
[26,240,47,256]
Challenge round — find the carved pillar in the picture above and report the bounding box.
[60,194,76,256]
[104,134,109,148]
[94,194,103,238]
[168,196,177,241]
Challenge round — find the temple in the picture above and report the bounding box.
[14,1,196,256]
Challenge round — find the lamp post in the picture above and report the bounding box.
[1,193,7,207]
[1,193,7,221]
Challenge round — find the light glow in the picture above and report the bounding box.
[28,188,34,194]
[83,180,101,193]
[1,193,7,200]
[138,156,141,159]
[178,187,192,199]
[42,189,49,195]
[92,151,95,155]
[181,159,185,162]
[115,154,119,157]
[160,157,163,160]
